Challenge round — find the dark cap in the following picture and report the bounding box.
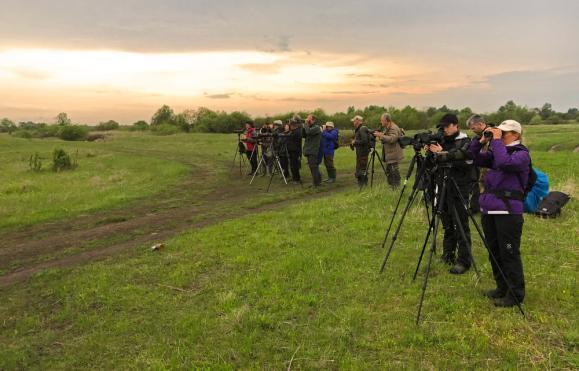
[438,113,459,127]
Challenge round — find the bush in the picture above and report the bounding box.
[58,125,89,141]
[95,120,120,131]
[29,152,43,172]
[130,120,149,131]
[52,148,77,172]
[151,123,179,136]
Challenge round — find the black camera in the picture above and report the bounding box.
[233,129,245,134]
[398,130,444,150]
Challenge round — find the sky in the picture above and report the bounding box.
[0,0,578,124]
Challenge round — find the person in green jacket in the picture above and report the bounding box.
[350,115,371,186]
[302,114,322,187]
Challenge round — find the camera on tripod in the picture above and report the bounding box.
[398,130,444,150]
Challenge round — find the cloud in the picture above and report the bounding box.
[204,93,232,99]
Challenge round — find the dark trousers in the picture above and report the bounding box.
[481,214,525,301]
[246,149,258,173]
[356,153,369,185]
[440,186,472,267]
[279,156,290,178]
[386,162,401,188]
[288,151,301,181]
[306,154,322,186]
[323,154,336,179]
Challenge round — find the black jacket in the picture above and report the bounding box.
[286,128,302,154]
[440,132,476,186]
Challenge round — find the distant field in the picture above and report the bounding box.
[0,125,577,368]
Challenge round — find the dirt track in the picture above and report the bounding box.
[0,153,353,287]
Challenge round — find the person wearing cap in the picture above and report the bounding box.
[287,117,303,182]
[302,114,323,187]
[469,119,529,307]
[466,114,489,214]
[241,121,258,174]
[320,121,339,183]
[275,122,291,179]
[373,113,404,189]
[350,115,371,186]
[425,113,476,274]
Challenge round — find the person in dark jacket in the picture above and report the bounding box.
[321,121,338,183]
[287,117,303,182]
[426,113,476,274]
[350,115,370,186]
[241,121,257,175]
[466,114,489,213]
[302,114,322,187]
[276,122,291,179]
[469,119,529,307]
[373,113,404,189]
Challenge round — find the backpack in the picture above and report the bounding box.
[535,191,570,218]
[523,168,549,213]
[506,145,536,197]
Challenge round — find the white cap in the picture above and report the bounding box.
[350,115,364,122]
[273,120,283,126]
[497,119,522,134]
[325,121,334,127]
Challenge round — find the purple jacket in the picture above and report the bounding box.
[469,139,530,215]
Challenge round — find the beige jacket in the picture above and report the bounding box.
[380,122,404,164]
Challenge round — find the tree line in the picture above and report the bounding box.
[1,101,577,139]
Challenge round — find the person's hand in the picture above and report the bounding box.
[428,143,443,153]
[240,134,246,140]
[374,131,384,139]
[491,127,502,140]
[351,138,356,145]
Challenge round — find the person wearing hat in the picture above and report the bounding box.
[302,114,323,187]
[350,115,371,186]
[469,119,529,307]
[320,121,339,183]
[373,113,404,189]
[425,113,476,274]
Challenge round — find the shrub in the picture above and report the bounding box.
[52,148,77,172]
[96,120,120,131]
[130,120,149,131]
[151,123,179,136]
[29,152,43,172]
[58,125,89,141]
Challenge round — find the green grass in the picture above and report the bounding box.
[0,126,577,368]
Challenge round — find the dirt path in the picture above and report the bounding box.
[0,151,355,287]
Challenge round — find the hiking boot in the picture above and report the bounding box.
[449,264,469,275]
[483,289,505,299]
[327,178,336,183]
[494,295,521,307]
[440,255,455,266]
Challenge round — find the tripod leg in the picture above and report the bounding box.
[450,202,481,279]
[250,153,265,184]
[416,179,448,325]
[380,154,419,248]
[449,178,526,317]
[413,196,436,282]
[379,183,422,273]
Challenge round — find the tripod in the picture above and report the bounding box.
[379,157,525,324]
[362,144,389,190]
[250,137,288,191]
[229,132,247,175]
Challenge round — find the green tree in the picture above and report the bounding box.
[55,112,71,126]
[151,105,175,126]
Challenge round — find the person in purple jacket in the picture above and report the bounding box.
[469,119,529,307]
[320,122,338,183]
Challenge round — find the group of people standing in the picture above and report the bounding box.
[241,114,339,187]
[241,111,530,308]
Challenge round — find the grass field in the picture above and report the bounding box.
[0,125,577,369]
